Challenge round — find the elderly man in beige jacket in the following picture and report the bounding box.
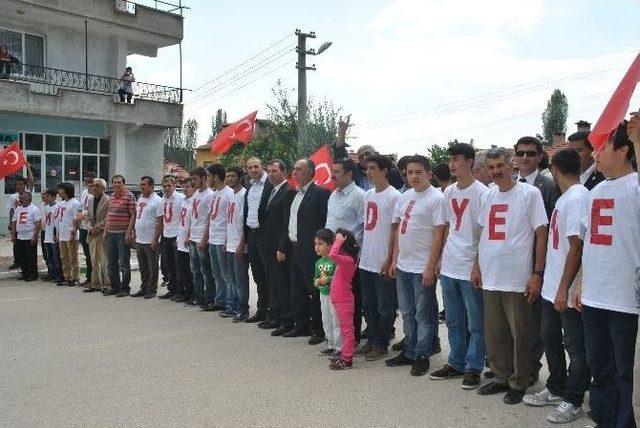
[82,178,110,292]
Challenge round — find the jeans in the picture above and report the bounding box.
[583,305,638,428]
[396,269,438,359]
[188,241,214,305]
[441,275,485,373]
[79,228,92,281]
[360,269,397,349]
[209,244,231,308]
[106,233,131,292]
[541,299,590,407]
[160,237,177,294]
[226,251,249,315]
[43,242,61,280]
[117,88,132,103]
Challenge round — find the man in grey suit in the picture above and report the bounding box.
[514,136,561,385]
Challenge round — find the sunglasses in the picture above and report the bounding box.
[515,150,539,158]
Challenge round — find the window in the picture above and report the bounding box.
[83,137,98,154]
[64,136,80,153]
[0,27,44,68]
[100,138,110,155]
[25,133,43,151]
[64,155,80,181]
[46,135,62,152]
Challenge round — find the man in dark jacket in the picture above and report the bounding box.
[567,131,605,190]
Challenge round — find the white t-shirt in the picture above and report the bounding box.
[162,191,185,238]
[581,172,640,315]
[177,196,193,253]
[208,186,234,245]
[135,193,163,245]
[440,180,488,281]
[359,185,401,273]
[79,189,91,230]
[394,186,446,274]
[477,182,548,292]
[57,198,82,241]
[226,188,247,253]
[8,192,20,219]
[189,188,214,243]
[541,184,589,307]
[14,204,41,240]
[43,202,59,244]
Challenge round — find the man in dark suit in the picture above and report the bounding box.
[567,131,605,190]
[258,159,297,333]
[283,158,331,345]
[242,157,274,323]
[514,136,561,385]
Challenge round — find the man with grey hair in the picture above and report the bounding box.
[84,178,110,292]
[473,147,548,405]
[472,150,492,186]
[11,191,41,281]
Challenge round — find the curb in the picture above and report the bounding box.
[0,264,140,280]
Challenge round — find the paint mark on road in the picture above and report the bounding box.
[0,296,41,303]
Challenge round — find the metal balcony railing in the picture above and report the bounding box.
[115,0,188,16]
[1,63,183,104]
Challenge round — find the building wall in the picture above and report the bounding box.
[196,148,220,168]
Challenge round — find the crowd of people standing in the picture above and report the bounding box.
[8,115,640,427]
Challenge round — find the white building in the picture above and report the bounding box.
[0,0,184,227]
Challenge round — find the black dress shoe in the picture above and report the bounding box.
[283,327,310,338]
[271,326,292,337]
[244,313,266,323]
[258,320,279,329]
[201,303,225,312]
[144,292,157,299]
[130,290,146,297]
[25,276,38,282]
[503,388,525,405]
[103,288,118,296]
[116,291,129,297]
[308,335,325,345]
[158,292,173,300]
[477,381,510,396]
[170,294,186,302]
[8,263,19,270]
[184,299,198,306]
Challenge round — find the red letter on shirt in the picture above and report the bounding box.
[550,208,559,250]
[164,202,174,223]
[210,197,221,220]
[18,212,27,224]
[451,198,469,232]
[365,202,378,231]
[179,207,187,226]
[488,204,508,241]
[137,202,147,219]
[590,199,614,246]
[400,200,416,235]
[192,199,200,219]
[227,202,235,224]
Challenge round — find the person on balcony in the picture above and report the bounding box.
[117,66,135,103]
[0,45,19,79]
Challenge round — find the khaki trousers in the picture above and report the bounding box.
[483,289,534,392]
[59,240,79,280]
[88,236,109,289]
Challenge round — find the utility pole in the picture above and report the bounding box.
[296,29,316,149]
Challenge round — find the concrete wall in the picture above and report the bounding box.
[110,123,164,183]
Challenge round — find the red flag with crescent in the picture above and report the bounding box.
[288,145,335,191]
[0,143,27,179]
[209,111,257,154]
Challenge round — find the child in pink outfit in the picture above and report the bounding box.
[328,228,359,370]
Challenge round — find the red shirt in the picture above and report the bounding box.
[106,189,136,233]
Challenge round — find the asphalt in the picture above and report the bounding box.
[0,273,597,428]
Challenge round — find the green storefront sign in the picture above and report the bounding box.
[0,131,19,145]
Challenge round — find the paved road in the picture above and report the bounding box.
[0,274,595,427]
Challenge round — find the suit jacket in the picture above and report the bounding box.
[86,194,110,242]
[242,177,274,234]
[284,182,331,263]
[584,169,605,191]
[533,173,561,221]
[260,182,297,254]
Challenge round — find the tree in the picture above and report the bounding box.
[426,139,474,166]
[209,109,228,141]
[163,118,198,171]
[542,89,568,144]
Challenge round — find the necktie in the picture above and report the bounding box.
[267,188,277,207]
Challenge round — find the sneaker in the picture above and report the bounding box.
[410,355,430,376]
[328,350,342,362]
[219,309,236,318]
[355,343,373,357]
[318,348,335,356]
[522,388,563,407]
[547,401,583,424]
[461,371,481,390]
[477,381,510,396]
[329,358,352,370]
[365,347,388,361]
[66,280,78,287]
[385,353,414,367]
[429,364,464,380]
[503,388,525,405]
[232,313,248,323]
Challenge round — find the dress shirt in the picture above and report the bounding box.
[246,171,267,229]
[325,181,365,247]
[516,169,539,185]
[579,163,596,186]
[288,181,312,243]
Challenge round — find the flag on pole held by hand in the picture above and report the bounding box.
[0,143,27,179]
[288,145,335,191]
[209,111,257,154]
[589,53,640,151]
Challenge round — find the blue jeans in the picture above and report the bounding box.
[106,232,131,292]
[43,242,61,280]
[396,269,438,359]
[441,275,485,373]
[360,269,396,349]
[583,305,638,428]
[209,244,231,308]
[188,242,214,305]
[226,251,249,315]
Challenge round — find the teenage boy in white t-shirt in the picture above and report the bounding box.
[430,143,488,389]
[42,188,62,282]
[473,147,548,405]
[56,182,82,286]
[158,175,185,301]
[202,164,235,314]
[385,155,445,377]
[177,179,195,304]
[11,191,41,281]
[189,167,215,308]
[523,148,590,423]
[575,119,640,428]
[355,154,401,361]
[131,176,163,299]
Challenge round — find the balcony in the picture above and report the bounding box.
[1,63,182,128]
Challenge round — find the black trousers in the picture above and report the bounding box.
[79,229,92,281]
[353,268,363,343]
[175,249,193,299]
[262,241,291,327]
[247,229,268,316]
[16,239,37,279]
[160,237,177,293]
[289,242,324,336]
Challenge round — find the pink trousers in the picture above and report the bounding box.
[332,298,355,362]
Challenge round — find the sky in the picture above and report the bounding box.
[130,0,640,155]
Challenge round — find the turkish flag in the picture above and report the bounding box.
[288,145,336,191]
[0,143,27,179]
[210,111,257,154]
[589,53,640,151]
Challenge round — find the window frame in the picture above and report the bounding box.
[0,24,46,67]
